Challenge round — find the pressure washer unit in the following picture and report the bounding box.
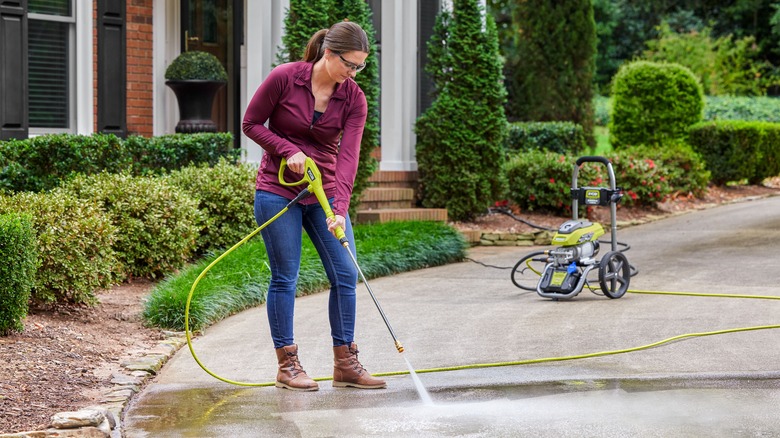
[511,156,632,299]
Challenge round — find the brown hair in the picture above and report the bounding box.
[302,21,369,62]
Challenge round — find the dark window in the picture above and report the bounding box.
[28,18,69,128]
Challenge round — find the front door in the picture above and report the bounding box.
[180,0,240,141]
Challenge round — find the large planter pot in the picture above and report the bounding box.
[165,80,226,133]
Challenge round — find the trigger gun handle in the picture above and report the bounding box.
[279,157,349,245]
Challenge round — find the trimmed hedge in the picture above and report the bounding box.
[125,133,238,176]
[0,133,237,192]
[166,158,257,254]
[610,61,704,148]
[0,192,118,304]
[704,96,780,123]
[0,214,37,335]
[688,120,780,184]
[505,121,587,155]
[0,133,127,192]
[57,173,202,279]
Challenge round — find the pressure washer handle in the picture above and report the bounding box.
[279,157,348,243]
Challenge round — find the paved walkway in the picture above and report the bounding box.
[124,196,780,437]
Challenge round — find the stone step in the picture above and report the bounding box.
[355,208,448,224]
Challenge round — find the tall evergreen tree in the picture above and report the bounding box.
[508,0,597,146]
[415,0,508,221]
[274,0,380,216]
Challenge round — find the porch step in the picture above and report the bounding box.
[355,207,448,224]
[367,170,419,189]
[359,187,415,209]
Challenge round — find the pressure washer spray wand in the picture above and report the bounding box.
[279,158,404,354]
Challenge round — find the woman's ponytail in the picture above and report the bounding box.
[302,29,328,62]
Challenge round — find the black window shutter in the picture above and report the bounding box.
[0,0,28,140]
[97,0,126,137]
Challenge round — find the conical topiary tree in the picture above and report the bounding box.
[415,0,508,221]
[275,1,379,217]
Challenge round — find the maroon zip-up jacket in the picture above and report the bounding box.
[242,61,367,217]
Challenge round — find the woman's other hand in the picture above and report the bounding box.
[326,215,347,238]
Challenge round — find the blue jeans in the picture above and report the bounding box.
[254,190,358,349]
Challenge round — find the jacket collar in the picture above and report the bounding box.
[293,61,349,101]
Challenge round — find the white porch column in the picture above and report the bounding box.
[75,2,93,134]
[242,0,287,163]
[380,1,418,171]
[152,0,179,136]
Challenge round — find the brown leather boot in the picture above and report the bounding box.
[275,344,318,391]
[333,342,386,389]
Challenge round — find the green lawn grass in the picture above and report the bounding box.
[591,126,612,156]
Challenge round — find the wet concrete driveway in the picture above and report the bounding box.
[124,196,780,437]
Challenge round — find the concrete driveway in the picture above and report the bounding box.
[123,195,780,437]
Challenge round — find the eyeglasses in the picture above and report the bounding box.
[337,54,366,73]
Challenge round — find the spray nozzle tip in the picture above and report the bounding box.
[395,341,404,353]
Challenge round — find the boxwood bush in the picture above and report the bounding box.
[0,214,37,334]
[58,172,202,279]
[0,133,127,192]
[505,122,587,155]
[125,132,238,176]
[0,191,118,304]
[166,158,257,254]
[688,120,780,184]
[704,96,780,123]
[610,61,704,148]
[0,133,236,193]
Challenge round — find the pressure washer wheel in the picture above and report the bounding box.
[598,251,630,299]
[510,251,548,291]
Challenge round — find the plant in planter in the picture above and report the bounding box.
[165,51,228,133]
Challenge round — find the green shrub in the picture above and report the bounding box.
[0,133,236,193]
[58,173,202,279]
[165,51,228,82]
[0,133,128,192]
[0,191,118,304]
[605,149,675,206]
[166,158,257,254]
[621,143,710,197]
[704,96,780,123]
[415,0,508,221]
[125,132,237,176]
[610,61,704,148]
[505,122,587,155]
[688,120,780,184]
[506,150,575,213]
[0,214,37,335]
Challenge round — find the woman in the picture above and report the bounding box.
[242,21,385,391]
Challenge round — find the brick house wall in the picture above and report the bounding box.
[126,0,154,137]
